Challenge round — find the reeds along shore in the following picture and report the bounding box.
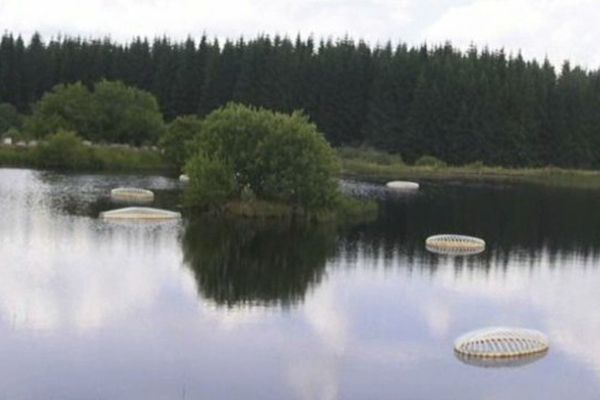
[338,147,600,189]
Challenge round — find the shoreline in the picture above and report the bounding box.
[340,158,600,189]
[4,145,600,189]
[0,144,168,173]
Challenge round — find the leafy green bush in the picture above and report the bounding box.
[92,80,164,144]
[25,80,164,145]
[184,152,237,208]
[34,131,97,170]
[415,155,447,167]
[25,82,94,138]
[159,115,203,169]
[187,103,340,210]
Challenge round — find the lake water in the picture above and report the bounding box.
[1,168,600,399]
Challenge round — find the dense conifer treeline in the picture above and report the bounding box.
[1,32,600,168]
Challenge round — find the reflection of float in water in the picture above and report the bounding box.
[100,207,181,220]
[454,327,549,364]
[425,243,485,256]
[455,349,548,368]
[426,234,485,255]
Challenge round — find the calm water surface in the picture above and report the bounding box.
[1,168,599,399]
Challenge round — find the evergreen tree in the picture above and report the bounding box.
[1,32,600,168]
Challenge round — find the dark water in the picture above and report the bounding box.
[1,168,600,399]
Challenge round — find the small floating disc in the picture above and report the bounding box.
[426,234,485,254]
[111,187,154,203]
[385,181,419,190]
[179,174,190,183]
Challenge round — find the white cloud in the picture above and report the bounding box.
[0,0,411,44]
[426,1,544,40]
[424,0,600,68]
[1,0,598,67]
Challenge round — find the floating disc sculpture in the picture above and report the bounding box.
[100,207,181,220]
[179,174,190,183]
[385,181,420,190]
[425,234,485,255]
[454,327,549,359]
[110,187,154,203]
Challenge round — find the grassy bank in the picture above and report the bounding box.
[8,141,600,190]
[338,147,600,189]
[0,144,167,172]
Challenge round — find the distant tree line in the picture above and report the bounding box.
[1,32,600,168]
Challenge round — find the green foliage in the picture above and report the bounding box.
[188,103,340,210]
[0,146,35,165]
[254,112,340,209]
[337,146,404,165]
[25,83,94,138]
[24,80,164,144]
[0,143,165,171]
[34,131,96,170]
[0,131,165,171]
[0,103,23,134]
[93,80,164,144]
[3,32,600,169]
[91,146,165,171]
[159,115,203,169]
[223,200,293,219]
[415,155,447,168]
[184,151,237,208]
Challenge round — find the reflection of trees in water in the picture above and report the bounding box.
[182,182,600,307]
[182,219,337,307]
[337,182,600,271]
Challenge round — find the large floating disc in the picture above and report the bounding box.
[454,327,549,359]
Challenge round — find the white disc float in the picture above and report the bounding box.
[385,181,419,190]
[426,234,485,254]
[179,174,190,183]
[110,187,154,203]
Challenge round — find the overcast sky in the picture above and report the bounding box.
[0,0,598,68]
